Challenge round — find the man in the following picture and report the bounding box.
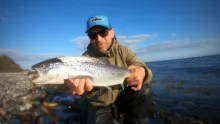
[67,15,153,124]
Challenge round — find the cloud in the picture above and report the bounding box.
[136,40,191,53]
[171,33,176,36]
[0,49,66,69]
[136,39,220,62]
[71,34,157,51]
[1,33,156,69]
[2,35,219,69]
[116,34,157,50]
[71,36,90,51]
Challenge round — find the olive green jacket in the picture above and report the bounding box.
[82,40,153,107]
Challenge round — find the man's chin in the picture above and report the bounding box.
[97,48,106,53]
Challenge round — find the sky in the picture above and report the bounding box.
[0,0,220,69]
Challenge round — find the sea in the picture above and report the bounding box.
[145,54,220,124]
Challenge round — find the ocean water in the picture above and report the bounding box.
[146,54,220,124]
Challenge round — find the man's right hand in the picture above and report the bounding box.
[66,78,93,95]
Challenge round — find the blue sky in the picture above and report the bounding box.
[0,0,220,69]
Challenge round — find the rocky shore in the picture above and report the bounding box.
[0,72,87,124]
[0,55,87,124]
[0,72,35,123]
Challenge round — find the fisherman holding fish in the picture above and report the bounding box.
[68,15,152,124]
[31,15,153,124]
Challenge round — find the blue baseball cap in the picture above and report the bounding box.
[85,15,112,33]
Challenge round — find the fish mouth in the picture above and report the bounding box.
[32,76,48,84]
[31,69,46,84]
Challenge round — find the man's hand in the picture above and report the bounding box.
[127,65,145,91]
[66,78,93,95]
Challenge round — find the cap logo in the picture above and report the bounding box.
[89,17,104,23]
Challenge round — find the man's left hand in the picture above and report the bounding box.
[127,65,145,91]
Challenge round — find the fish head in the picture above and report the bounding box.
[31,57,64,84]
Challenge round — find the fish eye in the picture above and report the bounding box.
[40,64,45,69]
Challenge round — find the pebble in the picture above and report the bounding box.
[32,105,48,118]
[8,119,21,124]
[0,108,6,117]
[37,115,54,124]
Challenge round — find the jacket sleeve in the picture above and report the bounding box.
[124,46,153,84]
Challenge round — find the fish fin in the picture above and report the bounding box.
[33,82,46,85]
[105,86,116,99]
[42,78,64,84]
[96,57,111,64]
[32,78,49,84]
[68,74,93,81]
[121,82,124,90]
[105,86,113,94]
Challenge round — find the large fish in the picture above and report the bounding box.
[31,56,130,92]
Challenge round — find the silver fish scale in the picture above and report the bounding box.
[41,63,62,74]
[59,56,106,65]
[61,59,129,79]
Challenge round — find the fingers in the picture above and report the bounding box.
[71,91,76,95]
[65,79,77,95]
[85,78,93,91]
[127,65,145,91]
[72,79,80,86]
[75,79,86,95]
[67,78,93,96]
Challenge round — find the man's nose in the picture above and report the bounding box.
[96,34,103,41]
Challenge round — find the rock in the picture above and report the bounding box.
[37,115,54,124]
[32,106,48,118]
[19,102,32,111]
[9,108,20,115]
[0,70,84,123]
[0,83,5,91]
[0,108,7,117]
[43,102,59,109]
[8,119,21,124]
[27,70,38,79]
[6,99,17,108]
[0,55,23,72]
[178,101,195,107]
[22,69,30,75]
[19,112,32,124]
[0,72,33,104]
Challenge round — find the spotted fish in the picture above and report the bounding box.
[31,56,130,92]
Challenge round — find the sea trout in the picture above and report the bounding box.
[31,56,130,92]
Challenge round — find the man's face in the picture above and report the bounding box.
[87,26,114,53]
